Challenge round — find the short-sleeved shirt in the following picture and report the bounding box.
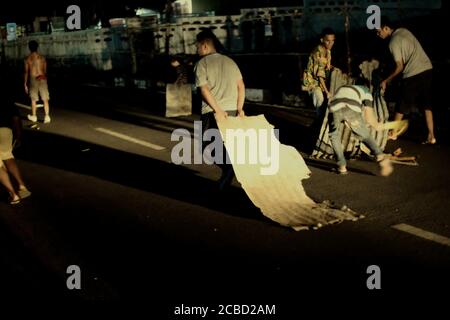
[302,44,332,92]
[389,28,433,79]
[328,85,373,113]
[194,53,243,115]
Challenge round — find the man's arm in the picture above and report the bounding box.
[199,85,228,120]
[42,56,47,75]
[363,106,383,131]
[319,77,331,98]
[237,78,245,117]
[381,60,403,91]
[314,51,331,98]
[24,59,29,94]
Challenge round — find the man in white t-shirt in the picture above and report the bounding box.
[376,19,435,144]
[194,29,245,189]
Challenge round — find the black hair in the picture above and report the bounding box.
[355,76,370,88]
[321,27,335,38]
[28,40,38,52]
[380,16,396,29]
[196,28,226,53]
[196,29,216,43]
[170,55,181,63]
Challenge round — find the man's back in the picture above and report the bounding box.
[329,85,373,113]
[195,53,242,114]
[26,52,46,78]
[389,28,432,78]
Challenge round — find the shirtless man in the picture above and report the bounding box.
[24,40,51,123]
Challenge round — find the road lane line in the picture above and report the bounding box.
[114,109,195,129]
[392,223,450,247]
[95,127,166,151]
[15,102,44,110]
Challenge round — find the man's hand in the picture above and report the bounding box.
[380,80,387,91]
[237,109,245,117]
[215,110,228,122]
[374,122,384,131]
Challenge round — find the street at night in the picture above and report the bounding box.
[0,0,449,316]
[0,84,449,309]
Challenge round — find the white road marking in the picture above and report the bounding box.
[95,127,166,151]
[392,223,450,247]
[115,109,195,130]
[15,102,44,110]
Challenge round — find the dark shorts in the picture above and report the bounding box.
[396,69,432,114]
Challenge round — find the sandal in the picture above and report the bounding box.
[422,138,436,145]
[9,195,20,205]
[332,167,348,175]
[18,188,32,199]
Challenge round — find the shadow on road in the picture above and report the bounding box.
[17,129,264,222]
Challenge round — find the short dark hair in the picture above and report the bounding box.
[355,76,370,88]
[196,28,225,53]
[28,40,38,52]
[380,16,395,29]
[196,29,217,44]
[321,27,335,38]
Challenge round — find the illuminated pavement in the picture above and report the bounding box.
[1,93,449,311]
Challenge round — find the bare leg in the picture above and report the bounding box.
[43,99,50,116]
[28,100,38,122]
[43,99,51,123]
[424,109,436,143]
[31,100,37,116]
[0,166,19,202]
[4,159,26,189]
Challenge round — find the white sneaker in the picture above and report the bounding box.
[44,115,51,124]
[27,114,37,122]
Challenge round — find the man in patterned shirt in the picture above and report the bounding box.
[302,28,335,113]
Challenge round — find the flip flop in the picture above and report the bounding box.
[9,196,20,205]
[422,138,436,145]
[331,168,349,175]
[18,188,32,199]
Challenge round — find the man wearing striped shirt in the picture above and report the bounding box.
[328,85,393,176]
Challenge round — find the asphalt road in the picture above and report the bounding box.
[1,86,449,314]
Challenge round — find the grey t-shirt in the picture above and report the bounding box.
[194,53,243,114]
[389,28,432,79]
